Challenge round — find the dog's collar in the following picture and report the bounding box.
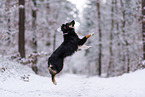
[63,33,68,35]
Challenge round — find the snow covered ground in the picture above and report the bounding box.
[0,57,145,97]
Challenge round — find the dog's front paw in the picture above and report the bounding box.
[91,32,95,36]
[78,45,91,50]
[86,32,95,38]
[86,46,91,49]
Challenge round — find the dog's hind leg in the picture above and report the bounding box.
[52,74,57,85]
[48,64,57,85]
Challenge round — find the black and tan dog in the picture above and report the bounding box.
[48,20,93,85]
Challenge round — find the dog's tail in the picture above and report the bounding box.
[51,74,57,85]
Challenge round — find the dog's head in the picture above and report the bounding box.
[61,20,75,33]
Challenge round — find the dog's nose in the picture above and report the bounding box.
[71,20,75,25]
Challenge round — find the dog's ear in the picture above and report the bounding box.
[61,24,66,31]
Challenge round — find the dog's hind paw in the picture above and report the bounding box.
[53,81,57,85]
[52,74,57,85]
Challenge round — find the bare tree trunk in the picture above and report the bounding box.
[126,41,130,73]
[31,0,38,74]
[115,0,119,32]
[107,0,114,77]
[96,0,102,76]
[45,1,51,47]
[53,31,57,51]
[6,0,11,44]
[52,3,61,51]
[142,0,145,60]
[120,0,126,70]
[115,0,122,74]
[120,0,126,73]
[120,0,130,73]
[19,0,25,58]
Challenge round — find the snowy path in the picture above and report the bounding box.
[0,71,145,97]
[0,58,145,97]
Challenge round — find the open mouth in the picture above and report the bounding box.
[69,25,74,28]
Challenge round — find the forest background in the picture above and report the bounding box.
[0,0,144,77]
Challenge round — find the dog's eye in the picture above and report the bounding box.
[63,26,66,29]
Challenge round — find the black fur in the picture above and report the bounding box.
[48,20,88,83]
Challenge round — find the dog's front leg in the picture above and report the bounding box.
[78,45,91,51]
[78,32,95,46]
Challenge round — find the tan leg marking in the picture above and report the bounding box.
[86,34,92,38]
[48,67,57,74]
